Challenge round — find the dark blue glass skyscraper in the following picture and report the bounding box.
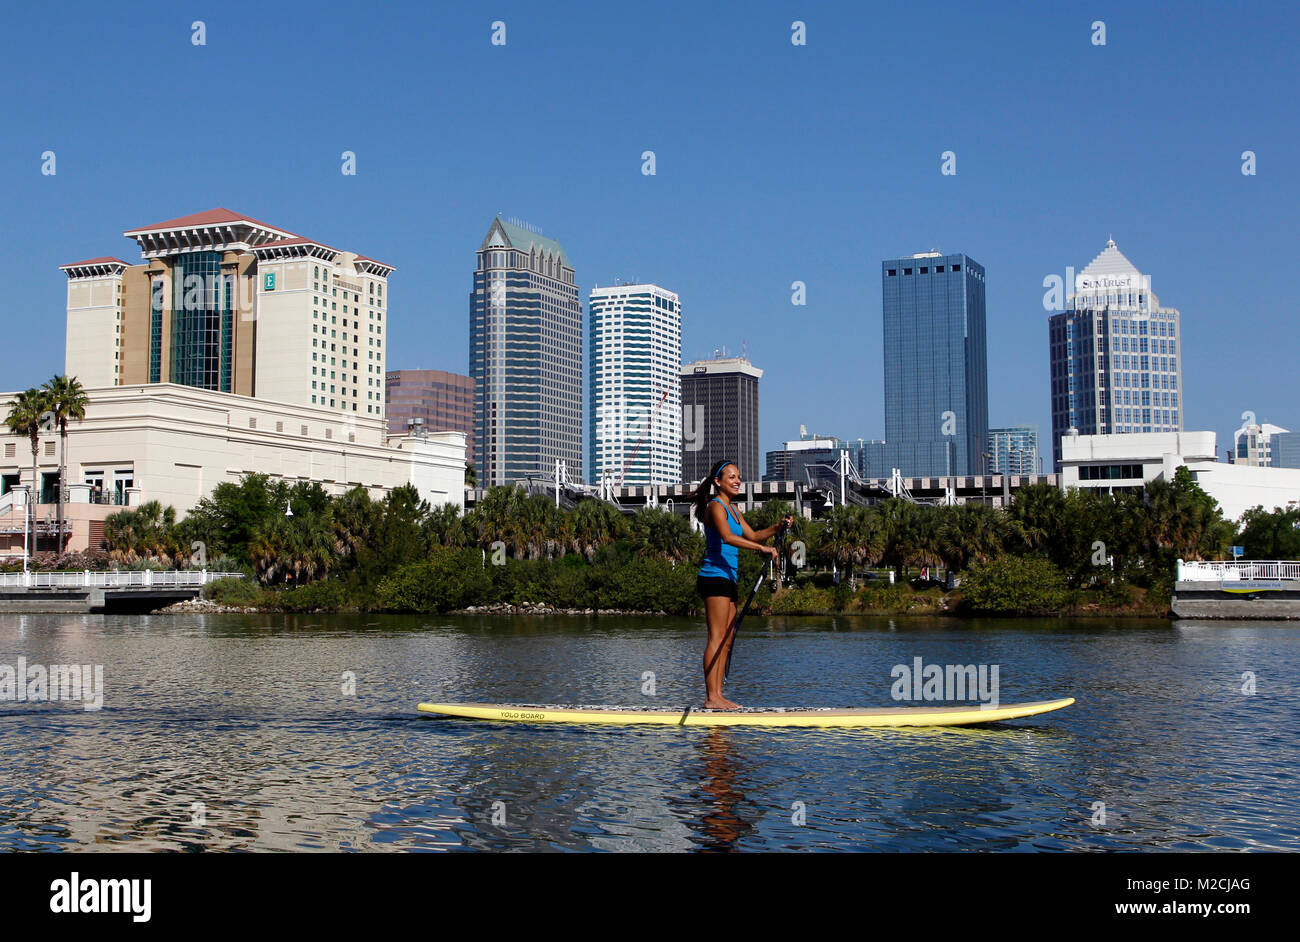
[879,252,989,476]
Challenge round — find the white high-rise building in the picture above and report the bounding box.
[1232,420,1290,466]
[1048,239,1184,470]
[588,284,682,486]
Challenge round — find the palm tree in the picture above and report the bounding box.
[630,506,694,561]
[1142,467,1231,562]
[423,501,466,549]
[820,506,885,589]
[103,501,178,564]
[465,486,530,557]
[819,505,854,586]
[516,495,558,559]
[543,499,572,559]
[570,499,627,560]
[5,388,52,556]
[250,513,335,584]
[1008,482,1065,554]
[332,486,378,563]
[43,375,89,555]
[937,503,1005,573]
[879,499,940,578]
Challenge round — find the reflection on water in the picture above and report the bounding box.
[0,613,1296,851]
[692,728,752,851]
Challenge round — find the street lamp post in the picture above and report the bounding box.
[21,485,30,575]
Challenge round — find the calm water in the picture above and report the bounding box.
[0,612,1296,852]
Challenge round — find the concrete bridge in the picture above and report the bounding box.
[0,570,246,614]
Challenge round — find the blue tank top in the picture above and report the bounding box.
[699,497,742,581]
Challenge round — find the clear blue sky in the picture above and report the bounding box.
[2,0,1295,468]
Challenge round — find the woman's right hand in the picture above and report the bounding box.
[763,545,780,561]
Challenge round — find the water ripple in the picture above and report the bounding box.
[0,613,1296,851]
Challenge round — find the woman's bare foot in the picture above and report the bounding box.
[704,696,742,710]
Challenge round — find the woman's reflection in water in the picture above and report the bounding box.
[693,726,754,851]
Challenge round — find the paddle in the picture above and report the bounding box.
[721,520,789,680]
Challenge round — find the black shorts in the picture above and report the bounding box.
[697,575,738,602]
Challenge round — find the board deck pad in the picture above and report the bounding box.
[416,698,1074,728]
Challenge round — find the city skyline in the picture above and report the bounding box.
[2,2,1296,467]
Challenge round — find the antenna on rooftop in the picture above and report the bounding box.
[506,215,544,235]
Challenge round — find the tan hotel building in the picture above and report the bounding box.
[1,209,465,557]
[66,207,392,417]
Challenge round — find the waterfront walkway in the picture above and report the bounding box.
[1173,559,1300,619]
[0,570,245,613]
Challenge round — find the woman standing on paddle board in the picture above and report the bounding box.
[692,459,792,710]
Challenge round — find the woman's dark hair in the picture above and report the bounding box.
[691,459,734,527]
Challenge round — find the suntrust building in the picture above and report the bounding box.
[1048,239,1183,471]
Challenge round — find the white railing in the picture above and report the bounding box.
[0,570,245,590]
[1176,559,1300,582]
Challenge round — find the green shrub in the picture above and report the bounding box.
[548,564,594,608]
[590,557,697,613]
[202,576,264,606]
[376,549,491,612]
[266,579,352,612]
[202,555,252,576]
[961,554,1069,615]
[854,583,919,613]
[767,585,837,614]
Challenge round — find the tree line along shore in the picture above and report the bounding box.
[7,470,1298,618]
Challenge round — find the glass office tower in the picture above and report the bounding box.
[987,425,1040,474]
[880,252,989,476]
[1047,239,1182,471]
[680,356,762,484]
[470,216,583,486]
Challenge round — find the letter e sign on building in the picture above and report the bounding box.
[264,272,276,291]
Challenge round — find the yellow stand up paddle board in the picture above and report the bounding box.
[416,698,1074,728]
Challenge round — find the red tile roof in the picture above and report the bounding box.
[124,208,296,236]
[59,257,131,268]
[256,237,340,252]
